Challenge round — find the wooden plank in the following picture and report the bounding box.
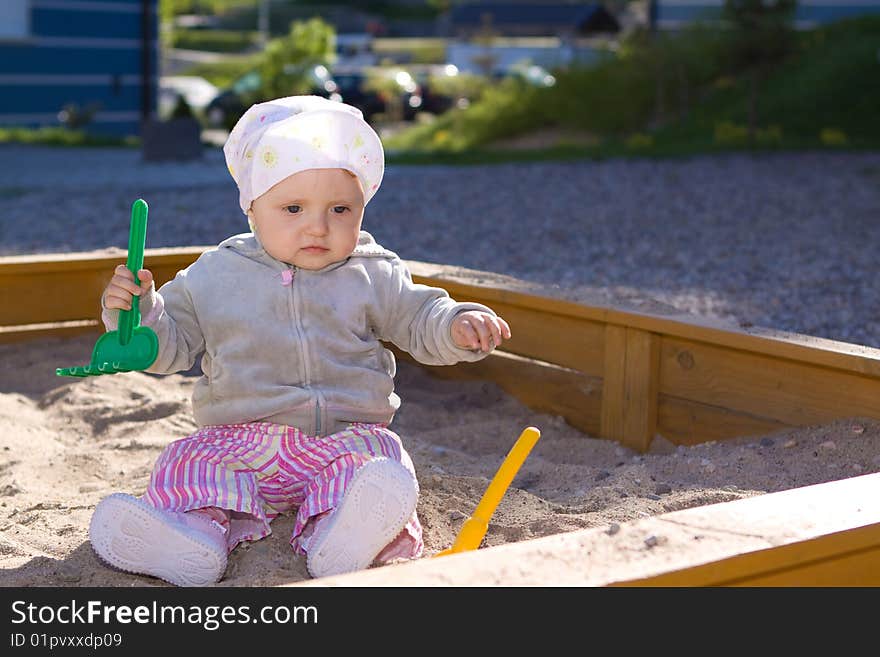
[611,473,880,586]
[622,328,660,452]
[0,320,101,344]
[6,248,880,377]
[600,327,659,451]
[441,298,605,376]
[657,395,788,446]
[287,473,880,587]
[728,534,880,586]
[7,248,880,452]
[614,527,880,586]
[600,325,627,443]
[660,337,880,427]
[0,247,208,327]
[0,247,207,274]
[392,347,603,437]
[0,268,108,326]
[407,260,880,378]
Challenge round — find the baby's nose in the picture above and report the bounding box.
[305,214,329,235]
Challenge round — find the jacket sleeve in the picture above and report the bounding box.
[101,267,205,374]
[372,257,497,366]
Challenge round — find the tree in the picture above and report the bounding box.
[258,17,335,100]
[721,0,798,144]
[620,25,717,127]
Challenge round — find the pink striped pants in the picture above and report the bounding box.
[141,421,423,563]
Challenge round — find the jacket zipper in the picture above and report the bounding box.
[286,265,322,434]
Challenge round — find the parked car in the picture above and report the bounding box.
[331,68,386,121]
[408,64,464,116]
[332,65,423,122]
[204,64,341,130]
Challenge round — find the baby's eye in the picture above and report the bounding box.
[331,206,349,214]
[284,205,302,214]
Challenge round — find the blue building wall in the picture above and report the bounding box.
[0,0,158,137]
[654,0,880,30]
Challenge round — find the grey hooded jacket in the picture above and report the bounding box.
[102,230,495,436]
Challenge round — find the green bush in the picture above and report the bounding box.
[387,22,730,154]
[659,15,880,146]
[388,15,880,158]
[756,124,783,144]
[425,71,491,106]
[713,121,749,144]
[820,128,848,146]
[374,38,447,65]
[0,126,136,147]
[259,17,335,99]
[178,54,261,88]
[171,28,259,53]
[625,133,654,150]
[169,95,195,119]
[751,17,880,140]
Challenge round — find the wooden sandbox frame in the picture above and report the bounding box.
[2,247,880,585]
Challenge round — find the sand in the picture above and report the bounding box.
[1,328,880,588]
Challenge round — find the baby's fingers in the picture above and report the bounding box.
[453,313,510,352]
[104,265,150,310]
[453,318,480,350]
[487,317,510,349]
[497,317,512,340]
[111,265,153,295]
[470,315,498,352]
[136,268,154,292]
[103,287,134,310]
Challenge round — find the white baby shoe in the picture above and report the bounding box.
[89,493,228,587]
[306,457,418,579]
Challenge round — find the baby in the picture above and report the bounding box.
[88,95,511,586]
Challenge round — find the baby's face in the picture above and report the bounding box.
[249,168,365,270]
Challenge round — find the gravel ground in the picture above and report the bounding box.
[2,144,879,348]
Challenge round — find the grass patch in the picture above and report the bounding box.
[177,53,261,88]
[171,28,259,53]
[373,37,447,64]
[0,126,138,148]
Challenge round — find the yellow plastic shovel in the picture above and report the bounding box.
[434,426,541,557]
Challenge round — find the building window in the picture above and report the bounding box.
[0,1,30,40]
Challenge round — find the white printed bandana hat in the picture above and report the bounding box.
[223,95,385,215]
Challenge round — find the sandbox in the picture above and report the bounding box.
[1,249,879,586]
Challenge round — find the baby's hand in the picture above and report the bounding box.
[102,264,154,311]
[451,311,511,352]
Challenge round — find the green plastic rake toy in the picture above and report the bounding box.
[56,199,159,378]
